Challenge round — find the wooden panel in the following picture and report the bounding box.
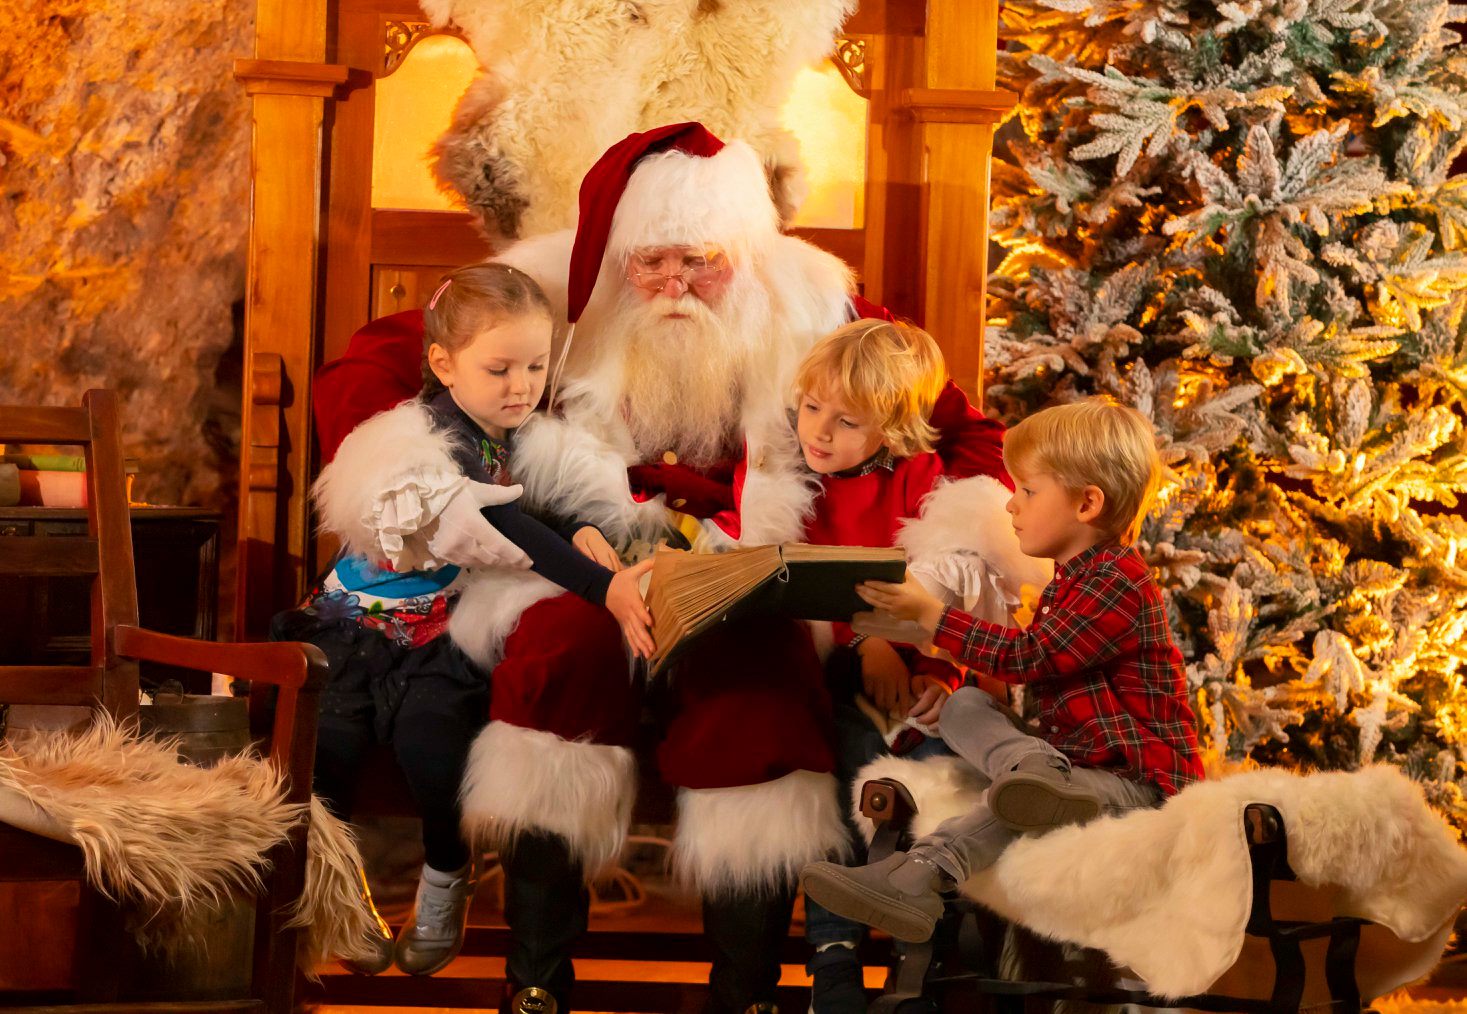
[320,5,383,366]
[0,879,77,988]
[254,0,326,62]
[916,0,1002,405]
[789,228,866,284]
[370,208,494,266]
[372,265,450,319]
[864,0,926,320]
[0,537,98,576]
[237,90,329,632]
[0,666,104,706]
[6,1002,267,1013]
[0,406,89,444]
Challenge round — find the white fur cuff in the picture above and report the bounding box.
[849,754,989,845]
[460,721,636,877]
[673,770,849,896]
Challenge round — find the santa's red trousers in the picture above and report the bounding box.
[490,592,836,787]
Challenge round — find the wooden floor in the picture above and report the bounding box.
[298,823,886,1013]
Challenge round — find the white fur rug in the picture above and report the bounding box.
[859,757,1467,1001]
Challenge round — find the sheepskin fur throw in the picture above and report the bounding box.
[0,717,380,973]
[421,0,856,239]
[965,765,1467,1001]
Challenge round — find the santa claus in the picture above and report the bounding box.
[314,124,1021,1014]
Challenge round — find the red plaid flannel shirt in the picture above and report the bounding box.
[932,543,1202,796]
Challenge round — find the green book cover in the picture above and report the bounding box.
[649,545,905,675]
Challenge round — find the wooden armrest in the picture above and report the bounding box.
[115,624,328,691]
[860,778,919,828]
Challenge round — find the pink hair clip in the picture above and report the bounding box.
[427,278,453,310]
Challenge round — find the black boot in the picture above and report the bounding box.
[702,887,797,1014]
[499,831,588,1014]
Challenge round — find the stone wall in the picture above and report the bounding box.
[0,1,253,507]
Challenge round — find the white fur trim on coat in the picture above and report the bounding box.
[849,754,990,845]
[460,721,636,877]
[313,402,458,562]
[673,770,849,896]
[447,569,562,669]
[512,412,670,549]
[966,765,1467,1000]
[731,459,821,547]
[898,475,1052,621]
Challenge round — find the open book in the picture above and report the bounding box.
[645,543,906,675]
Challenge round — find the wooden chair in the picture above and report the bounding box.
[0,389,329,1014]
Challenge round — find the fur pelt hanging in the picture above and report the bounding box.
[0,716,381,974]
[421,0,857,240]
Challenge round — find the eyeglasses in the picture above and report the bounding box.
[627,250,729,292]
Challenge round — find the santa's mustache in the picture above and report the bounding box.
[641,293,714,323]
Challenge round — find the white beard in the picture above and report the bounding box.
[582,279,775,467]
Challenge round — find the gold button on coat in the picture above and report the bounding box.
[662,451,678,465]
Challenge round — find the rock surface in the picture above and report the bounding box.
[0,1,252,507]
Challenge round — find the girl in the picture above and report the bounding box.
[274,263,653,977]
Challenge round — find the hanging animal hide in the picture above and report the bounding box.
[421,0,856,240]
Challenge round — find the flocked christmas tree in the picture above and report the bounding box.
[984,0,1467,821]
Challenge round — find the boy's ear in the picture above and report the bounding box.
[1076,484,1106,524]
[427,343,454,387]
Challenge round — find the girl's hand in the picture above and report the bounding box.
[859,638,914,715]
[573,526,622,571]
[908,683,950,728]
[856,577,945,633]
[606,558,655,658]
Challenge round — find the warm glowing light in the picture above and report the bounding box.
[372,34,479,211]
[781,61,868,229]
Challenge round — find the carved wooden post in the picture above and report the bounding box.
[865,0,1014,407]
[233,5,347,638]
[910,0,1014,406]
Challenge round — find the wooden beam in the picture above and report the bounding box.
[234,1,334,637]
[916,0,1004,409]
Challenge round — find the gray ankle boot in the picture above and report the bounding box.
[394,859,477,975]
[988,754,1102,832]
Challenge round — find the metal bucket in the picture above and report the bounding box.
[130,691,255,999]
[138,691,252,767]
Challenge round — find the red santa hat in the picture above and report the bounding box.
[566,122,781,324]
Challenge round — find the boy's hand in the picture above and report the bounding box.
[573,525,622,571]
[857,577,945,634]
[859,637,914,715]
[908,683,949,728]
[606,559,655,658]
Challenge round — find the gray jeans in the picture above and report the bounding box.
[910,686,1161,882]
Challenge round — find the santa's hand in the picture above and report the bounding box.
[857,577,945,633]
[422,482,532,570]
[908,683,950,728]
[859,637,914,715]
[607,558,656,658]
[573,525,622,571]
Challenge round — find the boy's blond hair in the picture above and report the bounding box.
[794,318,946,458]
[1004,399,1162,545]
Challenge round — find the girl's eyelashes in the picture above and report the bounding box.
[839,418,859,429]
